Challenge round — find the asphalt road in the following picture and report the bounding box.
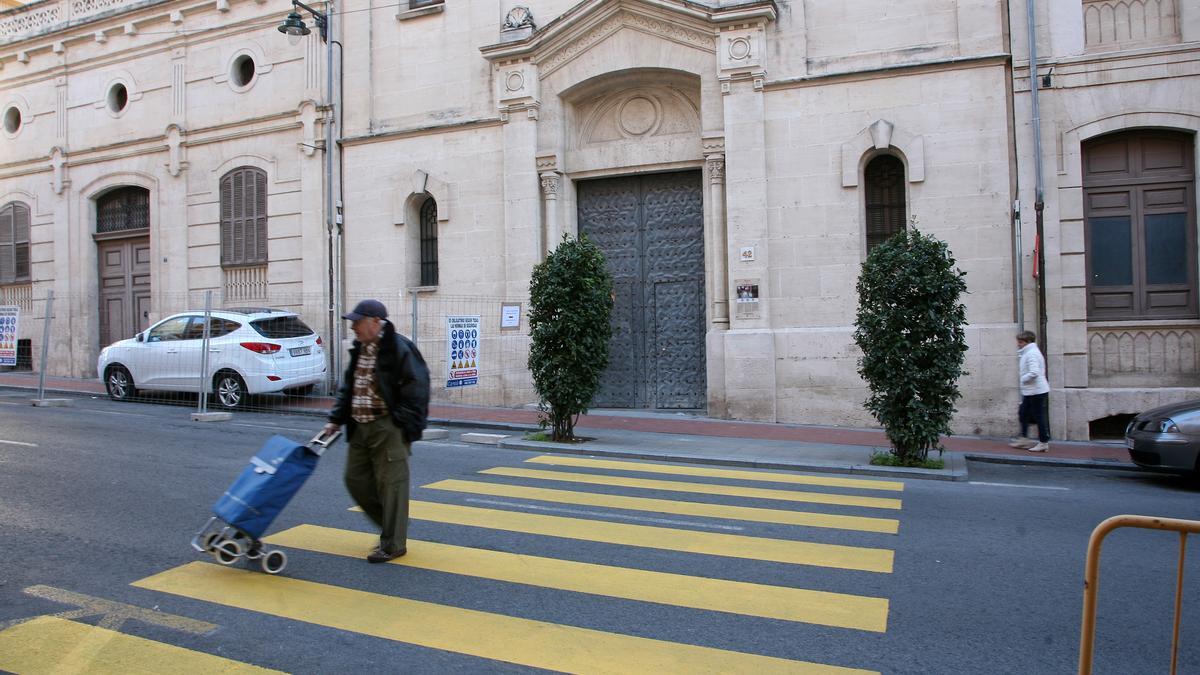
[0,390,1197,673]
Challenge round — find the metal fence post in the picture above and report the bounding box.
[196,290,213,415]
[411,291,419,342]
[36,290,53,401]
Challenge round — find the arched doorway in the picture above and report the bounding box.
[95,186,151,347]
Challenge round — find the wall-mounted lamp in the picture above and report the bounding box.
[1041,67,1054,89]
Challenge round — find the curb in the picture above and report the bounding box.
[964,452,1141,471]
[495,439,971,482]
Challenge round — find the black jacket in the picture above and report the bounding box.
[330,320,430,442]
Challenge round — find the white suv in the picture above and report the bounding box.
[98,308,326,409]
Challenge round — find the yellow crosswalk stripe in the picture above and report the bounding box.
[134,562,877,674]
[408,500,894,572]
[527,455,906,492]
[478,467,903,510]
[424,478,900,534]
[265,524,890,632]
[0,616,279,674]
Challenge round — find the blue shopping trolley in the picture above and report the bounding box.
[191,429,339,574]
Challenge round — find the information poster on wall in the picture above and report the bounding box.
[446,315,480,388]
[0,305,18,367]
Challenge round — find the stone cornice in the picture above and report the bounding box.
[764,53,1011,92]
[340,117,506,148]
[479,0,776,67]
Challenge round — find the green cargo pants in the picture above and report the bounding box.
[344,416,411,555]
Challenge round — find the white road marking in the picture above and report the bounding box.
[463,498,746,531]
[0,439,37,447]
[969,481,1069,491]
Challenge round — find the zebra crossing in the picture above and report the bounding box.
[1,453,906,673]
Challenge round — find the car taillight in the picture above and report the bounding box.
[316,337,323,347]
[240,342,281,354]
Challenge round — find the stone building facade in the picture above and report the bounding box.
[1,0,1197,440]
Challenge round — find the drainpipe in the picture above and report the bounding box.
[1003,0,1024,331]
[1026,0,1049,357]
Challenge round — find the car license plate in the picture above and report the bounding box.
[289,346,311,357]
[1125,438,1135,450]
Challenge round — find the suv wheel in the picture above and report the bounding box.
[105,366,137,401]
[213,372,247,409]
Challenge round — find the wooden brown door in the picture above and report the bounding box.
[98,237,151,347]
[1083,131,1197,320]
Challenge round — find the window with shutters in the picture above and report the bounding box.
[1083,130,1197,320]
[220,167,269,268]
[0,202,31,285]
[419,196,438,286]
[96,186,149,234]
[864,155,907,251]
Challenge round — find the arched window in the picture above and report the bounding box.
[864,155,907,251]
[419,196,438,286]
[220,167,268,267]
[1083,130,1196,320]
[0,201,30,284]
[96,186,149,234]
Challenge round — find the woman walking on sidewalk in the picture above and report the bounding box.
[1010,330,1051,453]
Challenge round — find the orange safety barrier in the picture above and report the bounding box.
[1079,514,1200,675]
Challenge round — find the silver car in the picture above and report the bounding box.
[1125,399,1200,474]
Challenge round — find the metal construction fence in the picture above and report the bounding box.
[1,289,538,414]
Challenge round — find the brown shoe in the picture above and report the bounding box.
[367,547,406,564]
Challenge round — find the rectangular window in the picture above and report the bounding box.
[1145,213,1187,285]
[1088,216,1133,286]
[0,202,31,285]
[220,168,269,268]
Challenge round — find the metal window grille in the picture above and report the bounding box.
[864,155,906,251]
[220,167,269,267]
[0,201,31,284]
[419,196,438,286]
[96,187,149,234]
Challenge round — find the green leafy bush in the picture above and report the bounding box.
[527,234,614,441]
[853,227,968,464]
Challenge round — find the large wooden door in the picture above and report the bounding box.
[98,237,151,347]
[577,171,706,409]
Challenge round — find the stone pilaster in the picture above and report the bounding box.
[496,59,541,297]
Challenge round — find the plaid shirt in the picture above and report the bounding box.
[350,340,387,423]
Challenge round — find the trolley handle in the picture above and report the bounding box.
[309,429,342,456]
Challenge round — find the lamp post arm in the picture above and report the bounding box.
[291,0,328,41]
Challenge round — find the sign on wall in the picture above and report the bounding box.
[0,306,18,367]
[446,315,480,388]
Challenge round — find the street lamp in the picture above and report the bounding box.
[278,0,344,391]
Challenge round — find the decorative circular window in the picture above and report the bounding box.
[107,83,129,113]
[231,54,256,89]
[2,107,20,134]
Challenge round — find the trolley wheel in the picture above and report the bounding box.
[213,539,243,565]
[200,532,221,552]
[260,549,287,574]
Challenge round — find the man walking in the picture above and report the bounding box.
[324,299,429,563]
[1010,330,1050,453]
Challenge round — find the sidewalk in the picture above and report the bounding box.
[1,372,1138,480]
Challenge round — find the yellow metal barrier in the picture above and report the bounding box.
[1079,514,1200,675]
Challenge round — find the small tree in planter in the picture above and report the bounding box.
[527,234,614,441]
[852,225,968,465]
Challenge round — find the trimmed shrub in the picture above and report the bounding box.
[527,234,614,441]
[853,227,968,464]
